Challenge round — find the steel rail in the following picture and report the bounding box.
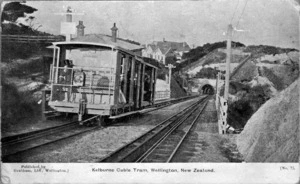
[139,95,196,115]
[2,115,99,146]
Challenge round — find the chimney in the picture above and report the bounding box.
[66,6,72,22]
[76,21,85,37]
[111,23,118,42]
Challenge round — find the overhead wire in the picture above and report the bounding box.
[230,0,240,24]
[232,0,249,47]
[235,0,248,29]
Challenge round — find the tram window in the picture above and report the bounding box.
[120,54,126,97]
[125,57,133,101]
[143,66,153,103]
[120,54,125,76]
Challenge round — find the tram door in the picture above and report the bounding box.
[119,54,126,103]
[133,61,140,109]
[138,63,145,108]
[144,66,153,103]
[125,57,132,102]
[120,54,135,104]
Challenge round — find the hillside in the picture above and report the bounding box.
[182,47,249,75]
[236,79,299,162]
[227,49,299,129]
[175,41,245,72]
[178,41,299,130]
[180,43,297,71]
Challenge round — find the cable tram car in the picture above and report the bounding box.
[48,24,158,125]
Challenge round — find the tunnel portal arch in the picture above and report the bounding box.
[201,84,215,95]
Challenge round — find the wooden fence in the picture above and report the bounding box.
[1,34,65,43]
[216,72,228,134]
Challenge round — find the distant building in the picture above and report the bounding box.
[142,38,191,65]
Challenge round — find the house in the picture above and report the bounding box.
[142,39,191,65]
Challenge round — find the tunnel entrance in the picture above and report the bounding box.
[202,84,214,95]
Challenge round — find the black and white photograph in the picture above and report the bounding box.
[1,0,299,183]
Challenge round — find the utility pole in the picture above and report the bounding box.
[65,7,73,41]
[55,6,84,42]
[167,64,175,85]
[224,24,233,100]
[166,64,175,98]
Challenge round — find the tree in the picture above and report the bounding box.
[1,2,45,35]
[1,2,37,23]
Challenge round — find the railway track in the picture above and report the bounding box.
[1,95,202,162]
[99,95,210,162]
[2,116,101,161]
[138,97,209,162]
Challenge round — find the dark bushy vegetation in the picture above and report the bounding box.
[1,2,47,36]
[1,74,40,125]
[1,2,56,61]
[227,85,270,129]
[228,99,254,129]
[3,57,46,77]
[244,45,298,56]
[182,41,244,60]
[2,2,37,22]
[195,67,218,79]
[2,42,53,61]
[165,56,177,65]
[117,37,141,45]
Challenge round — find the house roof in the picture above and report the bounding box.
[148,44,157,51]
[147,41,191,55]
[71,34,143,51]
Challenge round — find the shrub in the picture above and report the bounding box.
[1,74,39,125]
[195,67,218,79]
[228,99,253,129]
[227,84,270,129]
[1,42,51,61]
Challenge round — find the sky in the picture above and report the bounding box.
[18,0,300,49]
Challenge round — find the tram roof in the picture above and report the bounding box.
[53,34,144,51]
